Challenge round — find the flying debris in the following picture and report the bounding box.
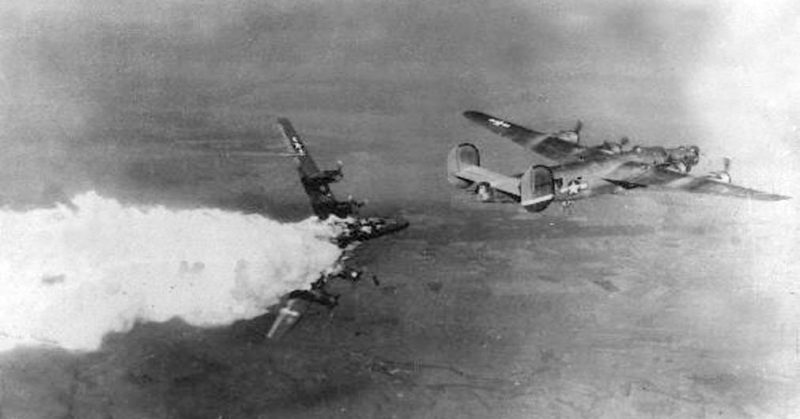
[449,110,790,212]
[331,216,411,249]
[265,117,409,339]
[266,266,373,340]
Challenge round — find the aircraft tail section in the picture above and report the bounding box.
[520,165,555,212]
[447,143,481,188]
[266,300,305,339]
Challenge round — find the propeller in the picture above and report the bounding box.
[718,157,732,183]
[620,136,630,146]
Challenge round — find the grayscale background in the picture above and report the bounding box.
[1,1,799,418]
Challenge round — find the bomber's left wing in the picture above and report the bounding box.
[463,111,588,162]
[609,166,790,201]
[452,165,521,197]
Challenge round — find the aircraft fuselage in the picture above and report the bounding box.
[548,146,673,201]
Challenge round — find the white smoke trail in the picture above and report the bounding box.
[0,192,345,351]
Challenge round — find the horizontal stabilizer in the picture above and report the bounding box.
[455,166,521,196]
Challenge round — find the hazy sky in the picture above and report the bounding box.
[1,0,797,206]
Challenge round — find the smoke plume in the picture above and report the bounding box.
[0,192,344,351]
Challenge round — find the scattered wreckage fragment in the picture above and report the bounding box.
[266,266,375,339]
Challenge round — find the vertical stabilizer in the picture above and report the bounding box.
[520,165,555,212]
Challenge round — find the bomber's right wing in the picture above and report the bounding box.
[612,166,790,201]
[463,111,587,162]
[452,165,521,197]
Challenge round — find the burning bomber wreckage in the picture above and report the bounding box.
[332,214,409,249]
[265,210,408,340]
[266,117,409,339]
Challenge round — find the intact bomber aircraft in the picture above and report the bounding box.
[266,118,408,339]
[448,110,789,212]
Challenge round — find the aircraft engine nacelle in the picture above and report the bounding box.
[447,143,481,188]
[519,165,555,212]
[554,121,582,144]
[706,171,731,184]
[556,131,579,144]
[706,157,731,183]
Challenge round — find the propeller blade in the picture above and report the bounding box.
[574,120,583,134]
[723,157,731,172]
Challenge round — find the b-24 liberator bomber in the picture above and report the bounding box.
[448,110,789,212]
